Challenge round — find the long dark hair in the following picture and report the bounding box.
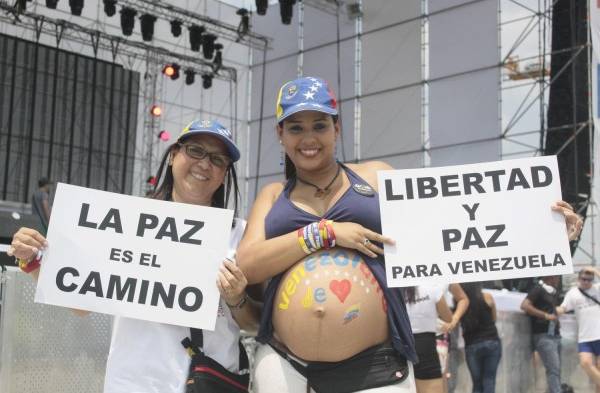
[150,143,240,217]
[281,114,339,180]
[401,286,418,304]
[460,282,488,332]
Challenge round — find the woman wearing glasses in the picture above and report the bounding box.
[8,120,259,393]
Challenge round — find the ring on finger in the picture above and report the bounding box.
[363,238,371,246]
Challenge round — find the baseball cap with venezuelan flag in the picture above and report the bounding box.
[178,119,240,162]
[276,76,338,123]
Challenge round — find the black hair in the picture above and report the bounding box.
[280,114,339,180]
[459,282,487,333]
[150,143,240,218]
[401,286,418,304]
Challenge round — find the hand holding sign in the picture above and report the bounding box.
[7,227,47,262]
[217,259,248,307]
[551,200,583,241]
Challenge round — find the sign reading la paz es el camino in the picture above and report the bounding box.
[35,183,233,330]
[378,156,573,288]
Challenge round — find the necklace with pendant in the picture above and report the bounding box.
[296,164,342,198]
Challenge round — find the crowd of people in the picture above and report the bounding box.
[6,76,597,393]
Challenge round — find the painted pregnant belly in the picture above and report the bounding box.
[272,248,389,362]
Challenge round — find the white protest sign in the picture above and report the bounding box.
[378,156,573,287]
[35,183,233,330]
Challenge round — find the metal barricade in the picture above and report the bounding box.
[0,268,111,393]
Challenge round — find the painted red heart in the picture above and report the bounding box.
[329,279,351,303]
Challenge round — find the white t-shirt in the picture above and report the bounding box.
[103,218,246,393]
[560,283,600,343]
[405,285,444,334]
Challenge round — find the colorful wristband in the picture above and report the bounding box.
[297,228,311,254]
[18,254,42,273]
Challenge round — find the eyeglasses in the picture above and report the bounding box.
[580,277,594,283]
[178,143,231,168]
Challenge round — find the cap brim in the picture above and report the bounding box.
[178,131,240,163]
[277,104,338,123]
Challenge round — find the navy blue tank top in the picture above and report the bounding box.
[257,163,417,363]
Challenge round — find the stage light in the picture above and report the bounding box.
[140,14,157,41]
[69,0,84,16]
[150,105,162,117]
[46,0,59,9]
[202,34,217,60]
[147,176,157,186]
[158,130,171,141]
[188,24,205,52]
[212,43,223,73]
[184,69,195,85]
[16,0,26,12]
[103,0,116,16]
[170,20,182,37]
[279,0,296,25]
[120,7,137,36]
[202,74,213,89]
[162,63,180,80]
[236,8,249,38]
[256,0,268,15]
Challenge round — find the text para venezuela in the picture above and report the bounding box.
[379,156,572,286]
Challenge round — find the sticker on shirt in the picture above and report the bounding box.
[352,183,375,197]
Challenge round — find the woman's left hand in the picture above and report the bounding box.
[217,258,248,307]
[552,200,583,241]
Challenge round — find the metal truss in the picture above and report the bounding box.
[117,0,269,49]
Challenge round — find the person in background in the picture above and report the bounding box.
[461,282,501,393]
[557,267,600,393]
[521,275,563,393]
[402,285,453,393]
[32,177,52,234]
[438,283,470,393]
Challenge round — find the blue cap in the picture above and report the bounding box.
[276,76,338,123]
[178,120,240,162]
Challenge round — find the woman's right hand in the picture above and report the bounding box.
[7,227,47,262]
[331,222,395,258]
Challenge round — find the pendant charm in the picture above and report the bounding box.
[352,183,375,197]
[315,188,330,198]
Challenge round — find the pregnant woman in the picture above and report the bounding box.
[237,77,417,393]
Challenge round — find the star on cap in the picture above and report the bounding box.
[313,81,323,88]
[303,91,315,100]
[309,85,318,92]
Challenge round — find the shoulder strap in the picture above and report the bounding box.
[578,287,600,306]
[182,328,249,372]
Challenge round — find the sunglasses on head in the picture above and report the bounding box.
[178,143,231,168]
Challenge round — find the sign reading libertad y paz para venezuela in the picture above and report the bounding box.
[378,156,573,287]
[35,183,233,330]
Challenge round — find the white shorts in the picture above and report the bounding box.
[252,344,416,393]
